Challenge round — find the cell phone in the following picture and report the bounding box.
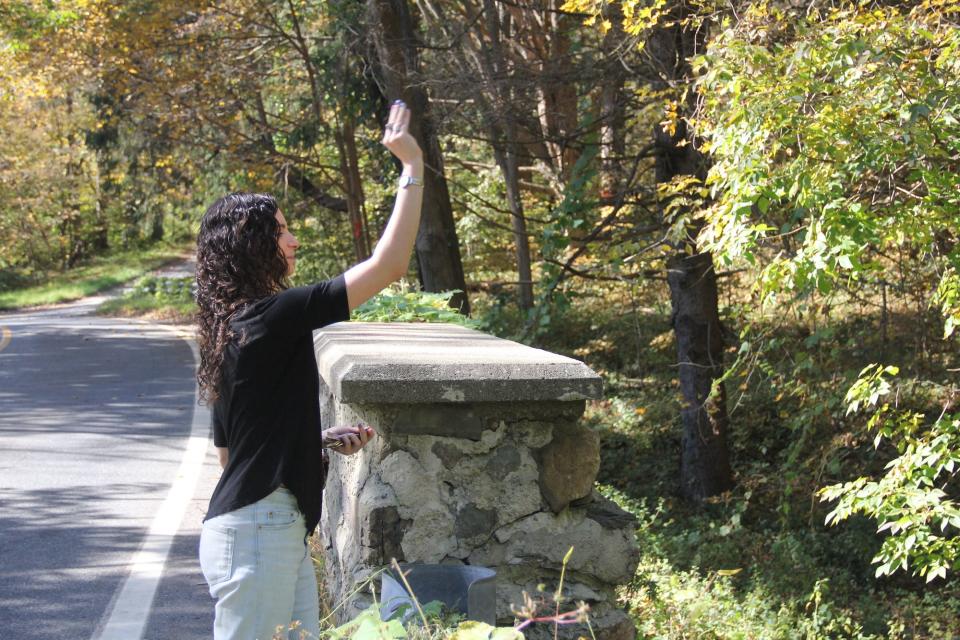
[322,436,345,449]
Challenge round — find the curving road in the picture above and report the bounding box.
[0,278,221,639]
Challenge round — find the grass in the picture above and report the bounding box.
[0,240,195,310]
[95,284,198,323]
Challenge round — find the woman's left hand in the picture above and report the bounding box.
[382,100,422,167]
[323,424,376,455]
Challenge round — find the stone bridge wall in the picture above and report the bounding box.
[314,323,638,639]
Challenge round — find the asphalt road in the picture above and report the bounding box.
[0,279,221,639]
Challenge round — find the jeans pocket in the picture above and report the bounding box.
[199,523,236,588]
[258,508,300,529]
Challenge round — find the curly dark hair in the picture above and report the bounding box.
[195,192,289,403]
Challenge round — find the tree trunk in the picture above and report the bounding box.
[651,8,734,501]
[599,2,626,201]
[367,0,470,313]
[481,0,533,310]
[343,117,373,258]
[667,251,733,500]
[150,209,164,241]
[335,117,371,262]
[531,2,579,182]
[491,138,534,310]
[92,153,110,251]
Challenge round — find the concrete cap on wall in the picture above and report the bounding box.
[313,322,603,403]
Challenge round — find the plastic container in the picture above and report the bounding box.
[380,563,497,625]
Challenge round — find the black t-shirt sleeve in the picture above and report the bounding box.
[212,401,227,447]
[261,274,350,338]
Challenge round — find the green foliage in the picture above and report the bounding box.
[695,3,960,305]
[625,561,882,639]
[681,0,960,589]
[352,284,480,327]
[0,1,80,44]
[0,57,98,275]
[934,268,960,339]
[602,485,887,640]
[597,479,960,639]
[820,365,960,582]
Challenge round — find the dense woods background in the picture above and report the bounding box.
[2,0,958,636]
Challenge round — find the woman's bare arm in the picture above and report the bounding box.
[344,101,424,311]
[217,447,228,469]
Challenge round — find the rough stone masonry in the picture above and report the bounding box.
[315,323,639,639]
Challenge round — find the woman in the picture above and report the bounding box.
[194,100,423,639]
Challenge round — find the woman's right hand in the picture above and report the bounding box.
[323,424,376,456]
[382,100,422,167]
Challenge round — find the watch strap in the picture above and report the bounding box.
[399,175,423,188]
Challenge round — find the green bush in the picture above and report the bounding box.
[131,275,197,302]
[820,365,960,582]
[351,284,478,328]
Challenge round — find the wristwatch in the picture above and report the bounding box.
[399,174,423,189]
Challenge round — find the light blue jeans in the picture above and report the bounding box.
[199,486,321,640]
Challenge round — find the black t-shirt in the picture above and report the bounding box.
[204,275,350,535]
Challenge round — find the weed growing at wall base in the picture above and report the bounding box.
[289,553,590,640]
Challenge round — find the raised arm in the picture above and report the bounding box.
[344,101,424,311]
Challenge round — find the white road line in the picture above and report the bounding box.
[91,329,208,640]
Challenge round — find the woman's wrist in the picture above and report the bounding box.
[402,159,423,179]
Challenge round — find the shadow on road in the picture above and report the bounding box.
[0,312,201,640]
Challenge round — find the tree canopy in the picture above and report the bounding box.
[3,0,960,633]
